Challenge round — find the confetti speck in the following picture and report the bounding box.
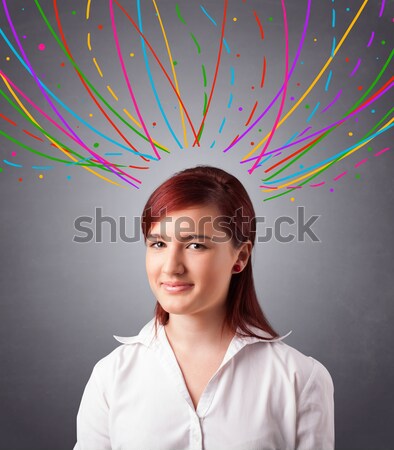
[38,43,46,51]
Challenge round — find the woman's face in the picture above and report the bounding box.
[145,204,251,319]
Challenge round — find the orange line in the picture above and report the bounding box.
[23,129,44,141]
[0,112,17,126]
[253,10,264,40]
[260,56,266,88]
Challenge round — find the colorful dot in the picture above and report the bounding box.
[67,176,72,180]
[57,84,61,89]
[173,60,178,66]
[18,177,23,182]
[250,142,254,146]
[358,85,363,90]
[236,53,240,58]
[330,188,334,192]
[348,132,353,136]
[130,53,135,57]
[290,96,295,101]
[371,109,376,114]
[233,17,237,22]
[345,57,349,62]
[152,122,157,126]
[299,164,304,169]
[11,151,17,157]
[346,7,350,12]
[296,82,300,86]
[6,56,10,61]
[313,38,317,42]
[23,35,27,39]
[268,17,273,21]
[251,86,255,90]
[60,62,65,67]
[72,10,76,15]
[98,24,103,30]
[258,128,262,132]
[290,197,295,202]
[238,107,243,111]
[367,147,373,152]
[355,173,361,179]
[38,174,44,179]
[93,142,99,148]
[305,104,310,109]
[38,43,45,51]
[89,113,93,117]
[381,40,386,45]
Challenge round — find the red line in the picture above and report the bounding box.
[113,0,199,145]
[193,0,228,146]
[0,112,17,126]
[23,129,44,141]
[260,56,266,88]
[228,134,240,147]
[53,0,148,165]
[253,10,264,40]
[245,101,258,126]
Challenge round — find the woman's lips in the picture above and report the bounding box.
[161,283,194,293]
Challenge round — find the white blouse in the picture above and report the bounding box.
[73,318,334,450]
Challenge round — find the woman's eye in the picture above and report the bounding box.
[150,241,165,248]
[187,243,206,250]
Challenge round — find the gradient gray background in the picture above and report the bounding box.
[1,1,393,449]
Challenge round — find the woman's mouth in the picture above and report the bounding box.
[161,283,194,293]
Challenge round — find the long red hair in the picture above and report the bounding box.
[141,165,279,340]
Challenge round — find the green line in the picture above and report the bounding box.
[203,92,208,116]
[197,122,205,142]
[190,32,201,54]
[175,4,187,25]
[34,0,168,155]
[201,64,207,87]
[261,50,394,182]
[360,107,394,141]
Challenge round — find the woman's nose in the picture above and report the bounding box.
[162,248,185,275]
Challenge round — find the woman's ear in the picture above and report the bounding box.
[234,241,252,269]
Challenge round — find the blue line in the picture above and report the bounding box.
[230,66,235,85]
[332,9,336,28]
[218,117,226,133]
[263,124,393,184]
[200,6,217,26]
[104,152,123,156]
[136,1,182,149]
[306,102,320,123]
[331,36,336,57]
[31,165,53,170]
[210,140,216,148]
[66,156,93,166]
[0,29,157,161]
[325,70,333,92]
[227,93,233,108]
[223,38,230,54]
[284,132,298,145]
[3,159,22,167]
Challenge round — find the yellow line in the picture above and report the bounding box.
[92,57,103,77]
[87,32,91,51]
[243,0,370,162]
[152,0,188,147]
[123,108,142,128]
[261,118,393,192]
[107,85,119,101]
[0,73,122,187]
[86,0,92,20]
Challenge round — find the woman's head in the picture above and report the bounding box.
[141,165,278,339]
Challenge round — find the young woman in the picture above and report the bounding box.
[74,165,334,450]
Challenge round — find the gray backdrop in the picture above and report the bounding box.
[0,1,393,449]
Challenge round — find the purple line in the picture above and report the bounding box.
[299,126,312,137]
[334,171,347,181]
[355,158,368,168]
[379,0,386,17]
[321,89,342,113]
[223,0,312,153]
[374,147,390,157]
[349,58,361,77]
[367,31,375,48]
[1,0,139,188]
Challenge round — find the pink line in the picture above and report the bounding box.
[355,158,368,168]
[334,171,347,181]
[310,182,325,187]
[248,0,289,174]
[287,186,302,189]
[349,58,361,77]
[367,31,375,47]
[374,147,390,157]
[259,185,278,189]
[379,0,386,17]
[109,0,160,160]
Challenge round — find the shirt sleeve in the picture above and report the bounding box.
[295,358,335,450]
[73,364,112,450]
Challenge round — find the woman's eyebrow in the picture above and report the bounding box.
[146,233,213,241]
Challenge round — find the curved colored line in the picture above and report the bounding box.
[224,0,312,153]
[152,0,188,147]
[193,0,228,146]
[248,0,289,174]
[240,0,370,160]
[253,10,264,40]
[110,0,161,158]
